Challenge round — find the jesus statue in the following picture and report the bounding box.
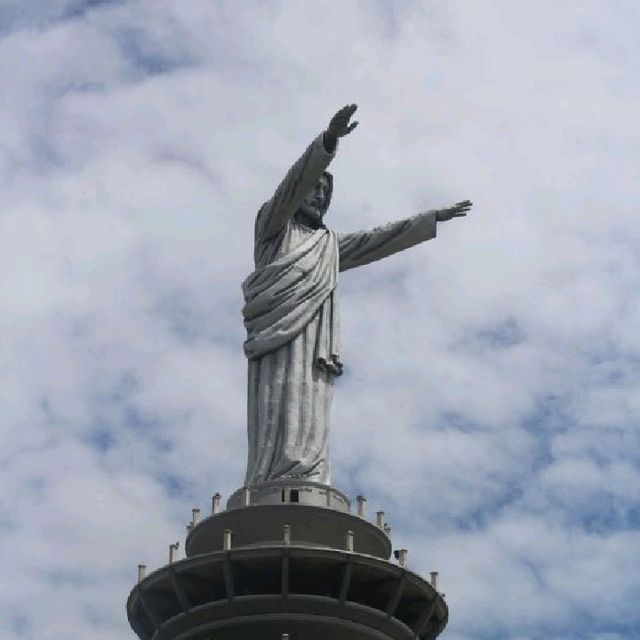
[241,104,472,486]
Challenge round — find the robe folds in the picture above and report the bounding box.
[243,228,341,369]
[242,132,438,485]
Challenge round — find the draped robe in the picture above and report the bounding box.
[242,132,438,485]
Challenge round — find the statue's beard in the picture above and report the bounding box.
[296,202,326,229]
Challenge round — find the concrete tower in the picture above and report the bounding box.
[126,477,448,639]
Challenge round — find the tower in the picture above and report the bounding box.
[126,477,448,639]
[126,103,466,639]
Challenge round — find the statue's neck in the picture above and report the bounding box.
[294,209,326,230]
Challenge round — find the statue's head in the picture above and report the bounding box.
[297,171,333,227]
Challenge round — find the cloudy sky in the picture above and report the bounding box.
[1,1,639,639]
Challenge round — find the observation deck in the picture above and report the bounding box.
[127,479,448,640]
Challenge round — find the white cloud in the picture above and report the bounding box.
[1,1,639,638]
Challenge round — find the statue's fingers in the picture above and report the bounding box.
[346,107,357,121]
[336,108,350,123]
[347,121,359,133]
[332,105,349,120]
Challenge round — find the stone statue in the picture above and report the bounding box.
[242,104,471,486]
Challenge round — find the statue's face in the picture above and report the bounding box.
[300,175,330,223]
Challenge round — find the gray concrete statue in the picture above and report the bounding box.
[242,104,471,486]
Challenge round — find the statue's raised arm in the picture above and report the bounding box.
[256,105,359,240]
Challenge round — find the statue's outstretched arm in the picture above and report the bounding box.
[258,105,359,240]
[338,200,471,272]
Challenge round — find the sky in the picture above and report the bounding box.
[1,1,639,639]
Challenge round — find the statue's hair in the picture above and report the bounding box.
[319,171,334,215]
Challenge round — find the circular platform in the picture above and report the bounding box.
[186,503,391,560]
[127,546,448,640]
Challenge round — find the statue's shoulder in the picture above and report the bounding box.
[255,201,289,245]
[254,201,270,235]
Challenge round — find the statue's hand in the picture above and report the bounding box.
[435,200,472,222]
[327,104,359,138]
